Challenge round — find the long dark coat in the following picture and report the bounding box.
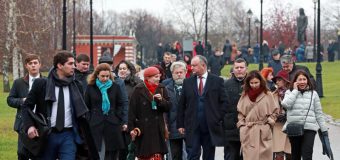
[128,83,171,157]
[85,83,125,151]
[177,73,227,147]
[21,78,99,159]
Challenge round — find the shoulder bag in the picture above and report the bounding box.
[285,91,313,137]
[20,107,51,156]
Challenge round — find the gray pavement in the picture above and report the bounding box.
[213,123,339,160]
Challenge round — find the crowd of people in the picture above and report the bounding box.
[6,38,331,160]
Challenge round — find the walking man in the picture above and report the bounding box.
[177,55,227,160]
[22,51,98,159]
[7,54,43,160]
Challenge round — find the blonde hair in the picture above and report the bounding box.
[88,63,114,85]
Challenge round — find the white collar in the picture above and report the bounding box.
[198,71,208,79]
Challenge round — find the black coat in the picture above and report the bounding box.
[165,80,184,139]
[223,75,244,142]
[85,83,125,151]
[21,78,99,159]
[74,69,90,93]
[7,75,29,132]
[128,83,171,157]
[177,73,227,146]
[208,54,224,76]
[289,64,316,87]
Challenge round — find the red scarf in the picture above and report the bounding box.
[247,87,264,102]
[144,80,158,95]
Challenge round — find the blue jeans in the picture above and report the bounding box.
[39,130,76,160]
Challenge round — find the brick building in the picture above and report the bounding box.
[75,35,138,68]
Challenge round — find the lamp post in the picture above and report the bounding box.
[62,0,67,50]
[313,0,317,62]
[316,0,323,97]
[89,0,94,71]
[259,0,264,70]
[247,9,253,48]
[73,0,76,57]
[254,18,260,44]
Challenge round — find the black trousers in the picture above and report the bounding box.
[17,134,30,160]
[289,130,316,160]
[224,141,242,160]
[169,139,184,160]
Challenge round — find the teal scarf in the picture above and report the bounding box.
[96,78,113,115]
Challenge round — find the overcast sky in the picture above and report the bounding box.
[93,0,319,18]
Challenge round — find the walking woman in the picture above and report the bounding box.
[237,70,279,160]
[128,66,171,160]
[114,60,142,159]
[272,70,291,160]
[85,63,125,160]
[281,70,328,160]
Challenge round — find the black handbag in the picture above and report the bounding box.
[20,109,51,156]
[285,91,313,137]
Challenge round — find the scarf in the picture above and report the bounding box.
[277,87,287,101]
[45,67,88,118]
[96,78,113,115]
[247,87,264,102]
[298,85,310,94]
[144,80,158,95]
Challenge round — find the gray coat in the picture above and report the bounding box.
[281,89,327,132]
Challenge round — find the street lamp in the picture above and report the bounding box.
[316,0,323,97]
[62,0,67,50]
[89,0,94,71]
[259,0,264,70]
[254,18,260,44]
[247,9,253,48]
[313,0,317,62]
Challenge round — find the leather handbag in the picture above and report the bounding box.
[285,91,313,137]
[20,109,51,156]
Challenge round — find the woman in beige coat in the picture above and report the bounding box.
[272,70,291,160]
[237,70,279,160]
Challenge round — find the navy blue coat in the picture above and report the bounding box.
[177,73,227,146]
[165,80,184,139]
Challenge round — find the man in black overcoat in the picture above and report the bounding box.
[177,55,227,160]
[7,54,43,160]
[21,51,98,159]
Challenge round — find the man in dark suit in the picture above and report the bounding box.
[7,54,43,160]
[177,55,227,160]
[22,51,98,159]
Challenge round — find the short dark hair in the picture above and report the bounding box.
[76,53,90,63]
[24,54,40,64]
[234,58,248,66]
[53,50,74,68]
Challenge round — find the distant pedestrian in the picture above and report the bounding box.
[260,67,276,91]
[208,49,224,76]
[268,49,282,76]
[75,53,90,92]
[305,42,314,62]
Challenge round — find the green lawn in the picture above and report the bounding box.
[0,61,339,159]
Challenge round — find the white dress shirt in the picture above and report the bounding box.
[50,86,73,128]
[197,71,208,89]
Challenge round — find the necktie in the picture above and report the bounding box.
[198,76,203,95]
[56,87,65,131]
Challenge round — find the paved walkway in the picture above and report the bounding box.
[213,123,339,160]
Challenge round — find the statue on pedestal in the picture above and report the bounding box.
[297,8,308,45]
